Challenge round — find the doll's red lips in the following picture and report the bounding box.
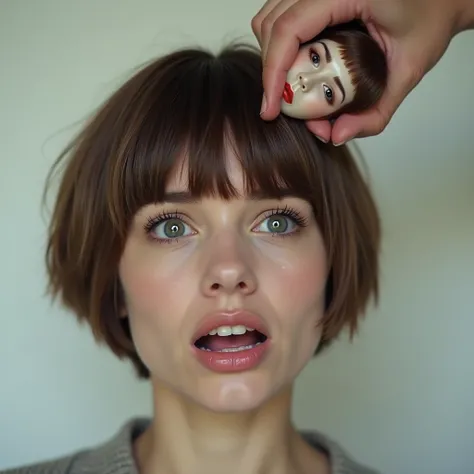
[282,82,294,104]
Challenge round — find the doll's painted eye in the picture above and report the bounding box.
[323,85,334,104]
[309,49,320,67]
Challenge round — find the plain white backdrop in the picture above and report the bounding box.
[1,1,473,473]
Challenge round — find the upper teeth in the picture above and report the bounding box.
[208,325,255,336]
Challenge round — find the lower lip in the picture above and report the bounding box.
[192,341,270,373]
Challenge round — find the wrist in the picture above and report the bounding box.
[454,0,474,33]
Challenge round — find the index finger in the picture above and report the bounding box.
[261,0,353,120]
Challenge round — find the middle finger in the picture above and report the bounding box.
[251,0,283,46]
[260,0,299,60]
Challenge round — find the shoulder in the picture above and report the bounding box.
[0,418,150,474]
[300,430,382,474]
[0,453,78,474]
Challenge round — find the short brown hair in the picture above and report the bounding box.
[44,42,381,378]
[306,21,388,119]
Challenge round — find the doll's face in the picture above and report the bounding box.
[281,39,356,120]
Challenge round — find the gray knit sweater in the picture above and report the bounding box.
[1,418,380,474]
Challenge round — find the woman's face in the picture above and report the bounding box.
[280,39,356,120]
[119,145,328,412]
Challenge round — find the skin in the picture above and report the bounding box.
[118,142,330,474]
[280,39,356,120]
[252,0,474,144]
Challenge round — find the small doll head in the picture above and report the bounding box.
[281,21,388,120]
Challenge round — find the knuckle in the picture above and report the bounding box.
[398,57,423,93]
[373,113,389,135]
[406,68,422,93]
[358,112,389,138]
[250,15,261,36]
[272,15,292,37]
[260,16,274,37]
[399,65,419,92]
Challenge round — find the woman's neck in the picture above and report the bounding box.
[133,382,329,474]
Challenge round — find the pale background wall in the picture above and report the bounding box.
[1,1,473,473]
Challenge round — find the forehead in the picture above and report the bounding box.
[166,138,246,194]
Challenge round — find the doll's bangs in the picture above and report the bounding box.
[109,44,326,230]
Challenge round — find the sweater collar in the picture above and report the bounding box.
[88,417,377,474]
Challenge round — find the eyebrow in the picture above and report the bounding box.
[334,76,346,103]
[319,41,346,103]
[320,41,332,63]
[159,189,299,203]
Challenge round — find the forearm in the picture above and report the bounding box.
[455,0,474,32]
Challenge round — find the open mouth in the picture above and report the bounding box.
[194,325,268,353]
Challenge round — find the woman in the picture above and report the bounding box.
[4,43,381,474]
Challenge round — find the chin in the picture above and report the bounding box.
[191,371,283,413]
[280,99,314,120]
[280,100,295,117]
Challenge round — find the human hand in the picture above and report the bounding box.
[251,0,472,145]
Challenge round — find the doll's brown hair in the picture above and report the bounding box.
[308,21,388,118]
[44,43,381,378]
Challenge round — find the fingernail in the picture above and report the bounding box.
[315,135,328,144]
[260,95,267,115]
[333,136,353,147]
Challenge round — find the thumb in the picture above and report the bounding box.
[305,119,332,143]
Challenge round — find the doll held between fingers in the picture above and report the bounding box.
[252,0,474,144]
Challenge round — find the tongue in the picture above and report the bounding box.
[203,333,259,351]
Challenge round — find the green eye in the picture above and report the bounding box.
[145,213,195,243]
[161,219,186,238]
[264,215,289,233]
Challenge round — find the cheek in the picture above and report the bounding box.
[118,244,195,371]
[288,51,309,76]
[121,260,170,314]
[117,260,192,377]
[119,242,192,315]
[263,240,327,318]
[279,257,326,315]
[298,94,331,116]
[266,246,327,378]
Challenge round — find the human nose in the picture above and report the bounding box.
[200,235,257,297]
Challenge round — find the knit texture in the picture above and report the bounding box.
[2,418,380,474]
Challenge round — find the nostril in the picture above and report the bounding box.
[205,278,256,295]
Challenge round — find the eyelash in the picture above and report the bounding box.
[143,206,309,244]
[144,210,183,244]
[260,206,308,236]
